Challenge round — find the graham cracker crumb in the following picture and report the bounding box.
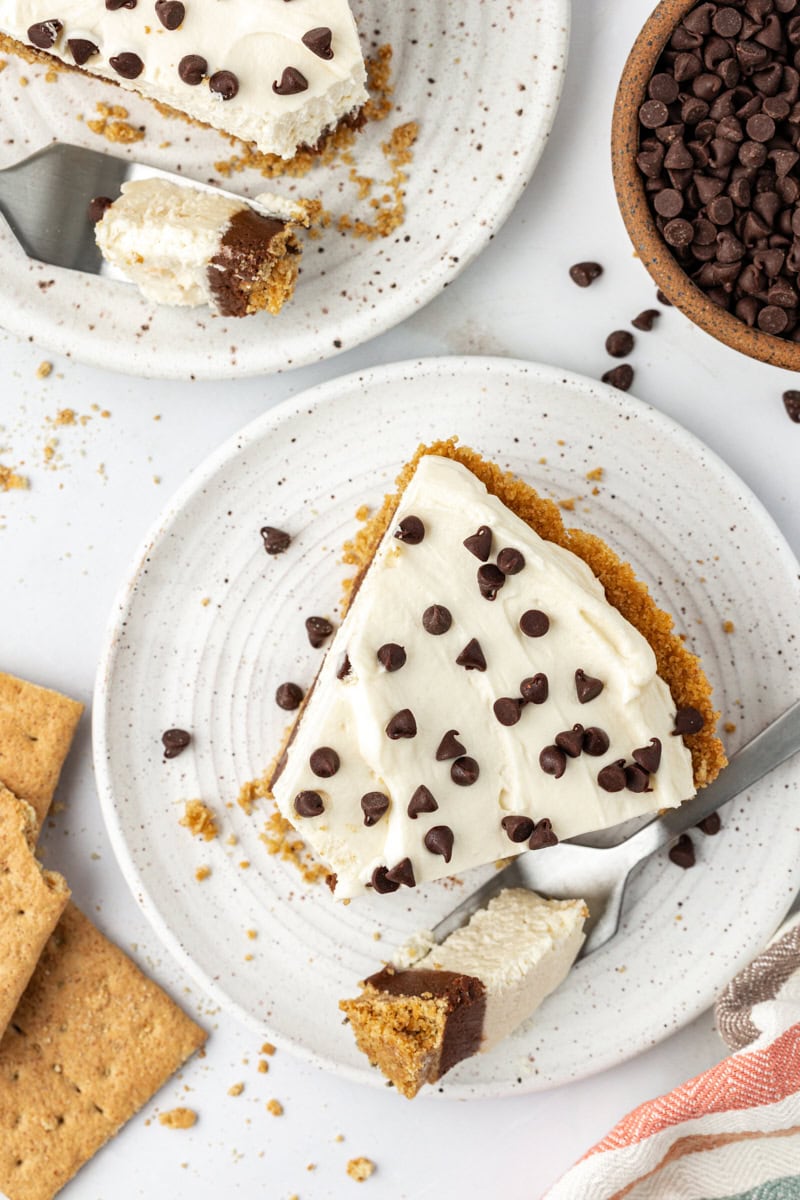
[158,1107,197,1130]
[355,504,371,521]
[86,101,144,144]
[723,620,735,633]
[586,467,604,482]
[179,800,218,841]
[266,1099,283,1116]
[347,1157,376,1182]
[261,1043,276,1056]
[558,497,576,512]
[724,721,737,734]
[257,1060,269,1074]
[228,1082,244,1096]
[36,360,53,379]
[194,865,211,882]
[0,463,29,491]
[51,407,75,425]
[246,929,257,940]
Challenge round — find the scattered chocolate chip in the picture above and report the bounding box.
[87,195,112,223]
[377,643,406,672]
[275,681,303,710]
[106,0,136,8]
[520,673,549,704]
[422,604,452,635]
[109,52,144,79]
[455,638,487,671]
[602,364,634,391]
[179,53,207,85]
[260,525,291,554]
[569,261,603,287]
[530,817,558,850]
[632,308,660,331]
[424,825,454,862]
[302,26,333,58]
[477,563,506,600]
[656,289,672,306]
[625,763,652,793]
[501,815,535,842]
[273,65,309,95]
[451,756,480,786]
[493,697,523,726]
[463,525,492,560]
[294,790,324,818]
[519,609,550,638]
[336,653,351,680]
[27,18,62,48]
[386,709,417,739]
[633,737,662,773]
[394,515,425,544]
[783,390,800,422]
[555,724,585,758]
[673,705,705,735]
[162,727,191,758]
[361,791,390,827]
[305,615,333,648]
[209,69,239,99]
[496,547,525,575]
[309,746,339,778]
[385,857,416,888]
[155,0,184,28]
[669,833,696,869]
[598,759,627,792]
[68,37,98,65]
[575,669,604,703]
[697,812,721,836]
[371,866,400,894]
[582,726,610,756]
[606,329,635,358]
[539,745,567,778]
[435,729,466,760]
[408,785,438,819]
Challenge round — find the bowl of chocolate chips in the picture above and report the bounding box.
[613,0,800,367]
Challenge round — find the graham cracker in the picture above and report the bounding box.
[0,786,69,1042]
[0,672,83,832]
[0,903,207,1200]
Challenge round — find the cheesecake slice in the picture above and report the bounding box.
[0,0,367,159]
[93,178,305,316]
[340,889,588,1098]
[270,442,726,899]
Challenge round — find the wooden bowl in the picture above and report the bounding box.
[611,0,800,370]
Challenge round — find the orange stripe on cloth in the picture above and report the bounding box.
[585,1022,800,1159]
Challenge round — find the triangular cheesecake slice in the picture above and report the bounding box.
[271,442,725,899]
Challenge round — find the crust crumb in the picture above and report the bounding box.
[228,1082,244,1096]
[179,800,218,841]
[158,1107,197,1129]
[36,360,53,379]
[347,1157,376,1182]
[266,1098,283,1116]
[0,463,28,491]
[86,101,144,144]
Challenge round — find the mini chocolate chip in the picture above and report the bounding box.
[435,729,466,760]
[294,790,324,818]
[640,98,670,127]
[555,724,585,758]
[501,815,535,843]
[625,763,652,793]
[783,390,800,421]
[575,669,604,703]
[408,785,438,819]
[106,0,136,8]
[162,727,191,758]
[27,18,62,48]
[530,818,558,850]
[275,681,303,710]
[209,69,239,100]
[386,709,417,739]
[697,812,721,835]
[582,726,610,756]
[496,547,525,575]
[456,638,487,671]
[302,26,333,58]
[109,52,144,79]
[451,756,480,786]
[598,760,627,792]
[424,825,454,862]
[673,705,705,734]
[606,329,635,357]
[539,745,567,778]
[569,261,603,287]
[305,615,333,648]
[422,604,452,634]
[394,515,425,544]
[669,833,696,869]
[361,792,390,827]
[371,866,400,894]
[68,37,98,64]
[602,364,635,391]
[519,609,550,637]
[179,53,207,84]
[87,195,112,223]
[336,653,351,680]
[477,563,505,600]
[633,737,662,773]
[657,289,672,306]
[632,308,660,331]
[493,697,523,726]
[520,673,548,704]
[260,525,291,554]
[273,65,309,95]
[463,525,492,560]
[377,643,406,672]
[385,857,416,888]
[309,746,339,778]
[155,0,184,28]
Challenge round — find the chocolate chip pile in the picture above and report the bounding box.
[637,0,800,338]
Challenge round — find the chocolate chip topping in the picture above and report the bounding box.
[178,53,207,85]
[463,525,492,561]
[422,604,452,635]
[697,812,721,836]
[155,0,184,28]
[451,756,480,786]
[394,515,425,544]
[87,195,112,223]
[386,709,417,739]
[501,814,534,843]
[493,697,523,726]
[260,525,291,554]
[582,726,610,756]
[360,791,390,827]
[783,390,800,422]
[632,309,660,331]
[273,65,309,95]
[105,0,136,8]
[209,69,239,100]
[27,18,62,48]
[275,681,303,710]
[435,729,466,760]
[424,825,454,862]
[530,818,559,850]
[371,866,400,894]
[598,759,627,792]
[309,746,340,778]
[477,563,506,600]
[294,790,324,818]
[555,724,585,758]
[602,364,634,391]
[668,833,696,870]
[633,737,662,773]
[496,547,525,575]
[161,727,191,758]
[109,52,144,79]
[519,609,550,637]
[625,763,652,793]
[606,330,635,358]
[673,705,705,735]
[68,37,98,65]
[569,261,603,287]
[575,668,604,703]
[336,653,351,680]
[539,745,567,778]
[455,638,487,671]
[385,857,416,888]
[302,26,333,59]
[520,673,549,704]
[407,784,438,819]
[305,615,333,648]
[377,643,406,672]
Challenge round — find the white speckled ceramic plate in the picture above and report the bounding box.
[0,2,568,380]
[94,356,800,1097]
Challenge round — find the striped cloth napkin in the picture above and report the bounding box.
[546,913,800,1200]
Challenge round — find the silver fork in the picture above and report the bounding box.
[431,698,800,958]
[0,142,251,273]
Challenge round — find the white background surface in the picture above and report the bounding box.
[2,0,800,1197]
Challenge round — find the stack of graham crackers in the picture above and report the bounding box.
[0,671,207,1200]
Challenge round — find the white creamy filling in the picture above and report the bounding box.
[273,455,696,898]
[3,0,367,157]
